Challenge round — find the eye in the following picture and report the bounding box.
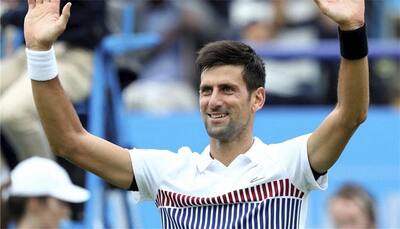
[222,86,235,94]
[200,87,212,96]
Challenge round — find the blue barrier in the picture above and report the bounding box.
[85,3,160,228]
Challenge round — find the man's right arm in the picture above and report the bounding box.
[25,0,135,189]
[32,78,134,189]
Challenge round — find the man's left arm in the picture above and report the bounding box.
[308,0,369,173]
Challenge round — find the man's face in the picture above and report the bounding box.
[329,197,374,229]
[30,197,71,228]
[199,65,260,141]
[45,197,70,223]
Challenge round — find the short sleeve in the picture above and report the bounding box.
[129,148,179,201]
[275,134,328,192]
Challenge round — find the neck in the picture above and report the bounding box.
[209,132,254,166]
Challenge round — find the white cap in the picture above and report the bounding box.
[9,157,90,203]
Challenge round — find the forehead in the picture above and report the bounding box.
[330,198,365,216]
[200,65,245,86]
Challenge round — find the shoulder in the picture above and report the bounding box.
[255,134,311,163]
[268,134,311,151]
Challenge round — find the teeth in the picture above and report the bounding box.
[209,114,227,118]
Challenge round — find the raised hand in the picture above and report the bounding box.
[24,0,71,51]
[314,0,364,31]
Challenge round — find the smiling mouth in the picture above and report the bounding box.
[208,113,229,119]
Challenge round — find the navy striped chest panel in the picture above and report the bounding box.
[155,178,304,229]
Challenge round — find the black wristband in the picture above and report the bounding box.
[338,24,368,60]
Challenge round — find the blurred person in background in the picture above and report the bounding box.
[0,0,107,163]
[0,154,11,229]
[229,0,324,105]
[6,157,90,229]
[119,0,223,114]
[328,184,376,229]
[0,0,25,57]
[375,0,400,108]
[317,1,395,106]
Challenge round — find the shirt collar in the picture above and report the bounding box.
[197,137,264,172]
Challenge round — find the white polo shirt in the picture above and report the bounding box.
[130,134,328,228]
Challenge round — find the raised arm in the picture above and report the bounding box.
[25,0,134,189]
[308,0,369,173]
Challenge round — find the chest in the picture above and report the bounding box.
[159,158,288,198]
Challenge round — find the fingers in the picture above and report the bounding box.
[61,2,72,20]
[56,2,71,31]
[35,0,53,5]
[27,0,35,10]
[28,0,56,10]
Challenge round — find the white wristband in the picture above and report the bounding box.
[26,47,58,81]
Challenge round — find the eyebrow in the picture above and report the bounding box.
[199,85,212,91]
[219,83,239,90]
[199,83,239,90]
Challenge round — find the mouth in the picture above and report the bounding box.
[207,113,229,120]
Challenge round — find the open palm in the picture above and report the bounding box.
[24,0,71,50]
[314,0,364,30]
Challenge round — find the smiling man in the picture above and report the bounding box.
[24,0,369,228]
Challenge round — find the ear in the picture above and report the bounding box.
[251,87,266,112]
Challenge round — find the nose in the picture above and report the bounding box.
[208,90,223,110]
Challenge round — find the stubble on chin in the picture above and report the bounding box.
[206,123,235,141]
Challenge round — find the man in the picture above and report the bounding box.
[24,0,368,227]
[328,184,376,229]
[7,157,90,229]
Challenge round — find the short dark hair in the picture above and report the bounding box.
[7,197,29,222]
[196,40,265,92]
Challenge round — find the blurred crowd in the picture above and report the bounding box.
[106,0,400,108]
[0,0,399,227]
[1,0,399,111]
